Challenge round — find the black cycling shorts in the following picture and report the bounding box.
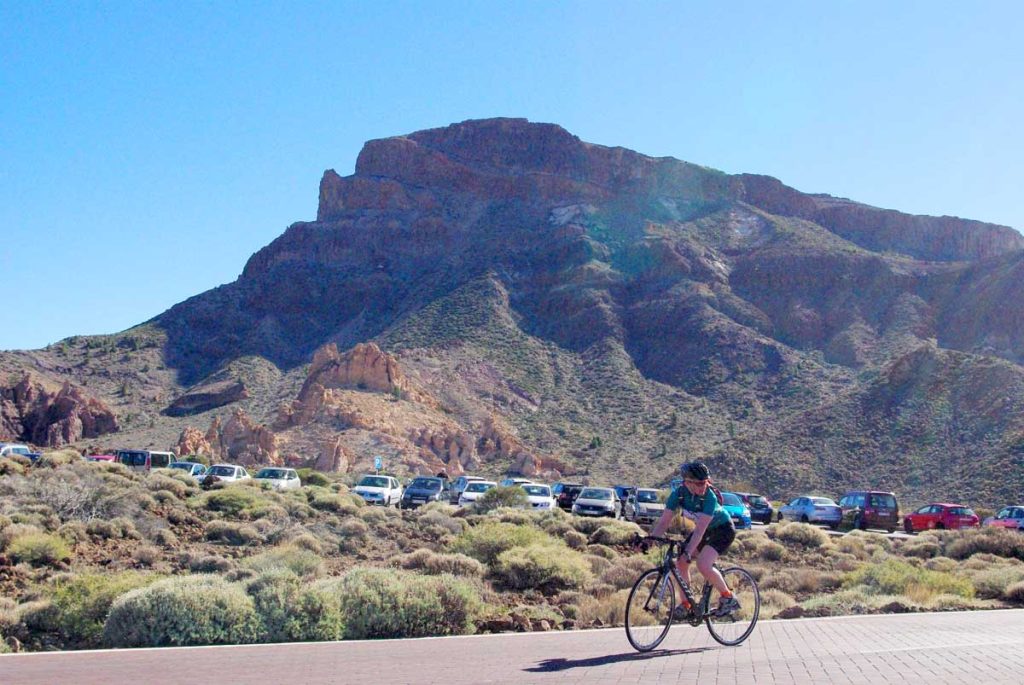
[694,521,736,556]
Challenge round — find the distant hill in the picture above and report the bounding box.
[4,117,1024,507]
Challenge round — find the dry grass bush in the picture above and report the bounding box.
[87,517,140,540]
[563,530,588,549]
[288,533,324,555]
[146,473,196,499]
[898,537,941,559]
[774,522,831,549]
[573,588,630,627]
[132,545,161,567]
[0,523,41,551]
[333,567,482,639]
[597,556,650,590]
[846,529,892,552]
[800,588,881,615]
[34,450,81,468]
[844,558,974,600]
[186,553,234,573]
[103,575,260,647]
[588,521,642,546]
[541,519,573,538]
[968,566,1024,599]
[449,521,554,565]
[0,458,26,476]
[570,517,611,535]
[359,506,389,524]
[245,570,344,643]
[486,507,538,526]
[584,554,613,576]
[924,556,958,572]
[761,568,827,595]
[1004,581,1024,603]
[492,544,592,592]
[472,486,529,514]
[945,528,1024,561]
[153,528,178,547]
[200,486,276,518]
[761,588,798,617]
[835,535,868,559]
[204,520,263,546]
[586,543,618,560]
[242,544,325,577]
[418,510,467,536]
[397,548,486,578]
[7,532,71,567]
[57,521,88,544]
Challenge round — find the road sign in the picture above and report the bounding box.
[374,456,383,471]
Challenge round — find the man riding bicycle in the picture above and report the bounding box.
[644,461,739,617]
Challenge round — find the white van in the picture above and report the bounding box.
[116,449,175,472]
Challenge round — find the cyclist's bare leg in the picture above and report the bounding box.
[695,546,730,594]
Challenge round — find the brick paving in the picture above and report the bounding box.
[2,609,1023,684]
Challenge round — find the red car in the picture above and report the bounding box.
[983,506,1024,531]
[903,503,979,533]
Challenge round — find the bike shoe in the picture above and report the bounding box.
[713,596,740,617]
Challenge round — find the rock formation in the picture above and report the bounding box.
[0,374,118,447]
[166,379,248,416]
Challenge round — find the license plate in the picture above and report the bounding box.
[413,499,425,504]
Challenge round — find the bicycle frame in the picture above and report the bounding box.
[647,540,716,626]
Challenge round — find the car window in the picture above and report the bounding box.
[410,477,442,490]
[811,497,836,506]
[359,476,390,488]
[523,485,550,496]
[579,488,611,500]
[257,468,287,479]
[722,492,742,506]
[637,490,659,503]
[750,496,768,506]
[208,465,235,476]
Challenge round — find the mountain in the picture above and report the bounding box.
[4,118,1024,506]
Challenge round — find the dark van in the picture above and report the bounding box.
[839,490,899,533]
[116,449,175,473]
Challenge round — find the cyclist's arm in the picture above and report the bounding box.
[648,508,676,538]
[685,513,713,558]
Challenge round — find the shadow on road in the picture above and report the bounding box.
[524,647,713,673]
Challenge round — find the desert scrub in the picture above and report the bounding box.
[1004,581,1024,603]
[397,548,485,577]
[146,473,196,500]
[335,567,481,639]
[968,566,1024,599]
[844,558,974,600]
[242,545,325,577]
[563,530,588,549]
[472,486,529,514]
[334,518,369,551]
[296,469,331,487]
[945,528,1024,561]
[573,588,630,627]
[418,509,467,538]
[774,522,831,549]
[205,520,263,546]
[449,521,554,565]
[760,588,797,618]
[597,556,650,590]
[103,575,260,647]
[246,570,344,642]
[588,521,642,546]
[7,532,70,566]
[197,486,274,518]
[308,490,360,515]
[35,571,159,648]
[898,536,941,559]
[34,449,81,468]
[492,543,592,592]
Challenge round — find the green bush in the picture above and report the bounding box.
[243,545,325,577]
[472,486,529,514]
[450,521,553,565]
[147,473,194,499]
[103,575,260,647]
[492,543,592,592]
[297,469,331,487]
[35,450,81,468]
[8,532,70,566]
[775,522,830,549]
[588,521,642,546]
[201,487,271,518]
[563,530,588,549]
[40,571,159,648]
[337,568,481,639]
[397,549,485,577]
[844,558,974,599]
[246,570,344,642]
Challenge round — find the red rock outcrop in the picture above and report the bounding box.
[175,426,213,457]
[166,379,248,416]
[0,374,118,446]
[186,410,279,466]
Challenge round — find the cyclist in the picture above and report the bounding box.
[644,461,739,617]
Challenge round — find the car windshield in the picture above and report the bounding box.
[722,492,742,506]
[870,494,896,507]
[579,488,611,500]
[169,463,195,471]
[523,485,550,497]
[465,482,494,493]
[358,476,390,488]
[637,490,660,503]
[410,478,441,490]
[750,496,768,506]
[951,507,975,516]
[812,497,837,506]
[208,466,235,476]
[256,469,288,479]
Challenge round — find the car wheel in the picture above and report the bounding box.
[935,523,945,530]
[829,522,839,530]
[800,514,809,523]
[777,512,784,522]
[854,513,865,530]
[903,519,914,534]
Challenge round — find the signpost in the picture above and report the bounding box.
[374,455,383,474]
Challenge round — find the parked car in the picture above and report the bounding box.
[458,480,497,506]
[449,475,486,504]
[0,443,41,462]
[520,483,556,510]
[839,490,899,533]
[168,461,207,479]
[613,485,637,517]
[983,506,1024,530]
[734,492,774,525]
[720,491,753,529]
[202,464,251,485]
[572,487,619,518]
[903,503,979,533]
[116,449,175,473]
[400,476,449,509]
[86,454,118,463]
[552,482,585,511]
[624,488,665,525]
[499,477,534,488]
[353,474,403,506]
[254,467,302,491]
[778,496,842,528]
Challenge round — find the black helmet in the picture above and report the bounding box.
[680,461,710,481]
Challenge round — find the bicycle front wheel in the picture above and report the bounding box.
[625,569,675,652]
[706,566,760,646]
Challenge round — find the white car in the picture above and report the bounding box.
[520,483,556,510]
[499,477,534,488]
[353,474,403,506]
[254,467,301,491]
[168,461,207,480]
[204,464,251,484]
[458,480,497,506]
[572,487,619,518]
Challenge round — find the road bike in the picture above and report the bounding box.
[624,535,760,651]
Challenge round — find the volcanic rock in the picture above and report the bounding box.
[0,374,118,447]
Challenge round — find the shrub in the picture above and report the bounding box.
[597,556,650,590]
[133,545,161,567]
[336,568,481,639]
[188,554,234,573]
[419,510,466,537]
[924,556,958,573]
[246,570,344,642]
[39,571,159,648]
[898,537,940,559]
[563,530,588,550]
[58,521,88,544]
[761,588,797,618]
[103,575,260,647]
[397,549,485,578]
[588,521,642,546]
[844,558,974,599]
[310,492,359,515]
[573,588,630,627]
[8,532,70,566]
[450,521,553,565]
[1004,580,1024,603]
[472,486,529,514]
[146,474,192,500]
[205,520,263,546]
[759,541,786,561]
[492,543,592,592]
[87,517,140,540]
[288,533,324,555]
[296,469,331,487]
[775,522,830,549]
[201,487,270,518]
[154,528,179,547]
[243,545,325,577]
[945,528,1024,561]
[35,450,81,468]
[969,567,1024,599]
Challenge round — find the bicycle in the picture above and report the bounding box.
[624,535,760,652]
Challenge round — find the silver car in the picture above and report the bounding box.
[572,487,619,518]
[778,496,842,528]
[625,488,665,525]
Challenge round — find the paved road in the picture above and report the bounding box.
[3,609,1022,684]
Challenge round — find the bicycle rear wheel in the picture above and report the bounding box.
[705,566,760,646]
[624,569,675,652]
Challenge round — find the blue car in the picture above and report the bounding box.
[720,491,752,529]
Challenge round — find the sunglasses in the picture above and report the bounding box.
[684,479,709,486]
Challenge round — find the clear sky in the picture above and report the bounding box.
[2,1,1022,351]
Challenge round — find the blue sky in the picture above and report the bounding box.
[2,1,1022,351]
